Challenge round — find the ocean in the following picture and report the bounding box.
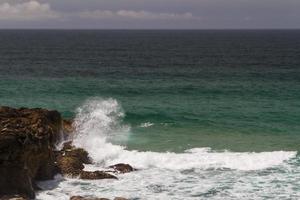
[0,30,300,199]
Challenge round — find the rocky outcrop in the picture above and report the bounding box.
[0,107,62,199]
[55,142,90,175]
[55,142,117,180]
[0,106,134,199]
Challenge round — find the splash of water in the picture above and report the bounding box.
[73,97,129,163]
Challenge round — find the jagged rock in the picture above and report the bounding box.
[56,153,84,175]
[0,107,62,199]
[63,147,92,164]
[56,142,116,180]
[55,142,92,176]
[70,196,109,200]
[79,171,117,180]
[109,163,135,174]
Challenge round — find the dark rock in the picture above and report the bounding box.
[114,198,128,200]
[0,106,133,199]
[109,163,135,173]
[70,196,109,200]
[79,171,117,180]
[56,153,84,176]
[56,142,116,180]
[61,141,73,150]
[55,142,92,176]
[0,107,62,199]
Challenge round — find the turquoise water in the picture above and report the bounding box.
[1,30,300,152]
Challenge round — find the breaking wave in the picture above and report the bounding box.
[72,98,296,171]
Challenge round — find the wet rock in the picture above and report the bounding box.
[55,142,92,176]
[0,107,62,199]
[61,141,73,150]
[56,142,116,180]
[109,163,135,173]
[79,171,117,180]
[56,153,84,175]
[70,196,109,200]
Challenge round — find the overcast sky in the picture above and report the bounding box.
[0,0,299,29]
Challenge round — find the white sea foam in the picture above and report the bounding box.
[140,122,154,128]
[36,98,299,200]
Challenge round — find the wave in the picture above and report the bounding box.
[73,98,297,171]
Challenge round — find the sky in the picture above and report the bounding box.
[0,0,299,29]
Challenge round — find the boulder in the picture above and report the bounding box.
[0,107,62,199]
[79,171,117,180]
[55,142,92,176]
[70,196,109,200]
[109,164,135,174]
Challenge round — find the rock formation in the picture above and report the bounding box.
[0,107,62,199]
[55,142,117,180]
[0,106,134,199]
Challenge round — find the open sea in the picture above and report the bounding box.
[0,30,300,199]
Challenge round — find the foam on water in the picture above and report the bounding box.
[139,122,154,128]
[36,98,299,199]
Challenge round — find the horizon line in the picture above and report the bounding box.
[0,28,300,31]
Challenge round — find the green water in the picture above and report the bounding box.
[1,30,300,152]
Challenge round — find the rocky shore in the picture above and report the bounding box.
[0,107,133,200]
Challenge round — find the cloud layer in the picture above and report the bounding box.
[0,1,197,22]
[79,10,196,20]
[0,1,59,21]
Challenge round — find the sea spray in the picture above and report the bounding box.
[73,98,130,163]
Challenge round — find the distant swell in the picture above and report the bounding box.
[73,98,297,171]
